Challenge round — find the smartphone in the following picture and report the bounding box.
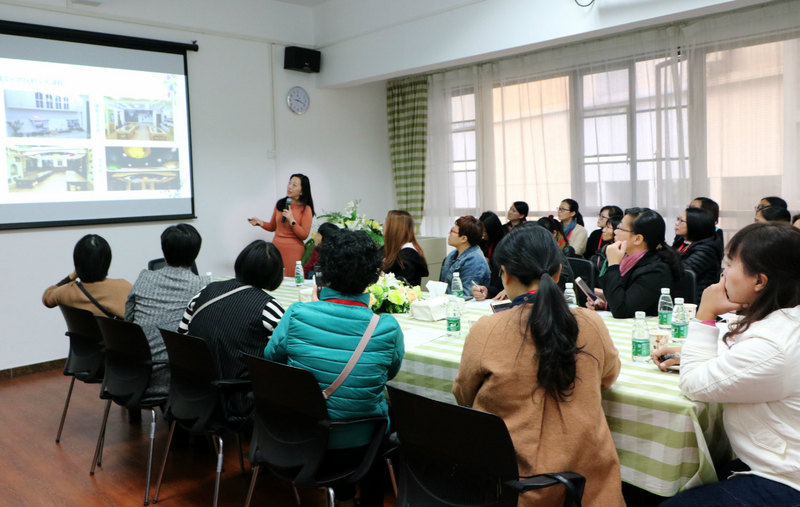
[490,300,513,313]
[574,277,598,302]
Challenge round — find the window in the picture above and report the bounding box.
[63,96,69,109]
[35,92,43,108]
[55,96,62,109]
[450,90,477,210]
[45,94,53,108]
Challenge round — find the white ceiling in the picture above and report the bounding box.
[273,0,329,6]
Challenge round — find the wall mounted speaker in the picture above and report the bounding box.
[284,46,321,73]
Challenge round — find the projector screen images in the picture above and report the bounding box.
[0,22,197,229]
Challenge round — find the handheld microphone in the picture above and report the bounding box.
[281,197,292,222]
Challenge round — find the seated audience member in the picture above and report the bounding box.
[557,198,588,256]
[589,215,622,274]
[538,216,576,258]
[440,216,491,294]
[674,208,723,302]
[584,205,623,260]
[473,223,574,300]
[125,224,211,401]
[660,222,800,507]
[754,195,788,222]
[179,240,284,420]
[43,234,131,318]
[478,211,505,262]
[688,196,723,250]
[381,210,428,287]
[589,208,682,318]
[264,229,404,506]
[503,200,528,233]
[303,222,339,277]
[756,205,791,223]
[453,225,624,507]
[793,213,800,229]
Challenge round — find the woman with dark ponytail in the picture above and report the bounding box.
[453,225,623,507]
[590,207,683,318]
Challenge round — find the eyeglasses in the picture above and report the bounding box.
[602,223,615,230]
[598,214,610,220]
[675,216,687,223]
[754,204,771,212]
[557,207,571,212]
[449,227,459,234]
[616,226,633,233]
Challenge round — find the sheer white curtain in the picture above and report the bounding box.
[423,0,800,242]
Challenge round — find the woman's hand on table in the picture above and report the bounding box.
[696,276,743,321]
[652,346,682,371]
[472,284,488,301]
[606,241,626,266]
[248,217,263,227]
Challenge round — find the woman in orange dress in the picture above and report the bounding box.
[249,173,315,277]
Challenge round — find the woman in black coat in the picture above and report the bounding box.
[674,207,723,302]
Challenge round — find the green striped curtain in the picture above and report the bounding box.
[387,76,428,228]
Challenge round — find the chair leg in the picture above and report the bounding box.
[385,457,398,498]
[243,465,260,507]
[55,376,76,443]
[90,399,112,475]
[292,484,301,506]
[152,420,177,504]
[143,408,158,506]
[326,486,335,507]
[212,435,224,507]
[236,431,246,474]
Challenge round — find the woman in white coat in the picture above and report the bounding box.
[661,221,800,507]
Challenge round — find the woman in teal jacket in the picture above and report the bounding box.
[264,229,404,506]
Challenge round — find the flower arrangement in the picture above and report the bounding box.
[368,273,422,314]
[318,200,384,246]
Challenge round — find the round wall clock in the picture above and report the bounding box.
[287,86,310,115]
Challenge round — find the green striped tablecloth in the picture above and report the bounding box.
[270,280,729,497]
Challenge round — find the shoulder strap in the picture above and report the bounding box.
[192,284,253,318]
[75,280,119,320]
[322,313,380,400]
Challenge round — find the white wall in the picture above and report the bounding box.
[315,0,772,87]
[0,0,392,370]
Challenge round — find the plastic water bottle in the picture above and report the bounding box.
[671,297,689,343]
[446,296,461,337]
[451,272,464,298]
[657,288,673,330]
[632,311,650,362]
[564,283,578,308]
[294,260,304,286]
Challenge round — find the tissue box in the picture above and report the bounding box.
[410,296,449,321]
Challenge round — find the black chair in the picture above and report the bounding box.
[151,330,250,507]
[242,354,389,507]
[92,317,167,506]
[670,268,697,305]
[147,257,199,276]
[55,305,105,443]
[386,385,585,507]
[567,257,596,307]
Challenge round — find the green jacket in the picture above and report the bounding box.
[264,287,404,448]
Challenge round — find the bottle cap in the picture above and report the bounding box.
[661,288,670,294]
[565,282,573,289]
[296,260,301,264]
[675,297,684,305]
[635,311,645,319]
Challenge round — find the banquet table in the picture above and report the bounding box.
[270,280,729,497]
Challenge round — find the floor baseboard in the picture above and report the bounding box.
[0,358,65,380]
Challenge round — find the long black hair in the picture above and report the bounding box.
[724,222,800,343]
[276,173,315,216]
[562,198,584,226]
[537,216,568,247]
[626,207,683,280]
[492,225,580,401]
[684,207,716,243]
[478,211,504,259]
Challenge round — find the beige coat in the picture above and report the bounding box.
[43,278,132,319]
[453,306,624,507]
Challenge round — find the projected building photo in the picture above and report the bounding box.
[104,97,175,141]
[6,146,93,192]
[105,146,181,191]
[4,90,90,139]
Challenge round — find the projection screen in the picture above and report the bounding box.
[0,20,198,230]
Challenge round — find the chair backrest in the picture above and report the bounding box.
[95,317,154,408]
[243,354,331,484]
[148,257,199,275]
[670,268,697,304]
[160,329,224,432]
[59,305,105,381]
[567,257,595,289]
[387,385,520,506]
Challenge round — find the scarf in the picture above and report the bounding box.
[619,250,648,277]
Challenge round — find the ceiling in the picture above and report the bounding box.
[273,0,329,6]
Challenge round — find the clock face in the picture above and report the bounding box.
[287,86,310,115]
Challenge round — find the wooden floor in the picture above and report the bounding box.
[0,368,396,507]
